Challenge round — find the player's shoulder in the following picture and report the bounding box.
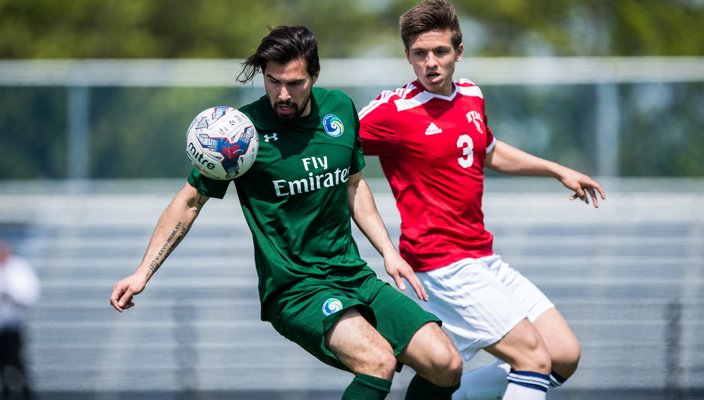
[313,87,357,114]
[359,81,419,118]
[456,78,479,87]
[238,95,268,126]
[314,87,353,104]
[379,81,421,102]
[455,78,485,99]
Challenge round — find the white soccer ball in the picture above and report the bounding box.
[186,106,259,180]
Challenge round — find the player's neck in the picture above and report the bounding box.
[417,79,455,97]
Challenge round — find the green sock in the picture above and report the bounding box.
[342,373,392,400]
[404,373,460,400]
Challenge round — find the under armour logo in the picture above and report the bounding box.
[264,133,278,142]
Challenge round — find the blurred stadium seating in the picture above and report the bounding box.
[0,177,702,399]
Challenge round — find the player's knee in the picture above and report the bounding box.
[567,341,581,368]
[362,348,398,378]
[554,341,581,378]
[525,335,552,373]
[501,335,552,374]
[533,347,552,374]
[379,349,400,375]
[513,324,552,374]
[447,348,464,384]
[426,343,463,386]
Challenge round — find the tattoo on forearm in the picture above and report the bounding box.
[149,221,186,274]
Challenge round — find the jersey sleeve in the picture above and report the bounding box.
[187,168,231,199]
[358,92,400,156]
[483,101,497,153]
[350,102,366,175]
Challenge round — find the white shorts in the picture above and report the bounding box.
[416,254,554,361]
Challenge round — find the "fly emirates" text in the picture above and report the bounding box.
[272,156,349,197]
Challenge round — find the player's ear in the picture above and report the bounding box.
[455,43,464,62]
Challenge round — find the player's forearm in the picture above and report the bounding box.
[354,210,397,257]
[348,175,397,257]
[138,217,189,281]
[487,140,562,178]
[136,184,206,281]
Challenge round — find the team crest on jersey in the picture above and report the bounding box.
[322,298,343,316]
[466,111,484,134]
[323,114,344,137]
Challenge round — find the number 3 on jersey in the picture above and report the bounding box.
[457,134,474,168]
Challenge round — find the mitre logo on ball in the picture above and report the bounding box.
[186,106,259,180]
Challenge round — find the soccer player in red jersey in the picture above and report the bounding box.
[359,1,605,399]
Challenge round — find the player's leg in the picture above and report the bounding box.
[0,330,9,399]
[265,279,396,400]
[442,255,578,399]
[0,328,32,399]
[485,318,551,373]
[452,321,552,400]
[395,322,462,385]
[326,308,396,399]
[326,307,398,379]
[532,307,581,386]
[416,256,552,400]
[492,253,581,388]
[364,281,461,400]
[484,318,552,399]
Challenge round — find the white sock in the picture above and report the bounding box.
[452,360,511,400]
[502,370,550,400]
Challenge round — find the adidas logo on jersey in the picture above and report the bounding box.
[424,123,442,135]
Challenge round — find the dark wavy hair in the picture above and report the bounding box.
[237,25,321,84]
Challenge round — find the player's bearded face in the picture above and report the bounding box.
[264,59,317,122]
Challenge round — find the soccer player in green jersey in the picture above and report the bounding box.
[110,26,462,400]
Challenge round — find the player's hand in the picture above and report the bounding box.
[383,252,429,301]
[559,170,606,208]
[110,272,148,312]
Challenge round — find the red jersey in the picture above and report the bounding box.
[359,79,496,272]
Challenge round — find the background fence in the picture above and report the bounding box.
[1,57,704,180]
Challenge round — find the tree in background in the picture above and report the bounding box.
[0,0,398,58]
[1,0,703,59]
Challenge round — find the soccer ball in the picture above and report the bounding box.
[186,106,259,180]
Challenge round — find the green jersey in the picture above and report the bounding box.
[188,87,368,316]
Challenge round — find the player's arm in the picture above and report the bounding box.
[347,172,428,301]
[486,140,606,207]
[110,182,209,312]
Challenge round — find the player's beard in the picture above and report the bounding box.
[273,94,312,123]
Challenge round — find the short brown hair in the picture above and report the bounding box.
[400,0,462,51]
